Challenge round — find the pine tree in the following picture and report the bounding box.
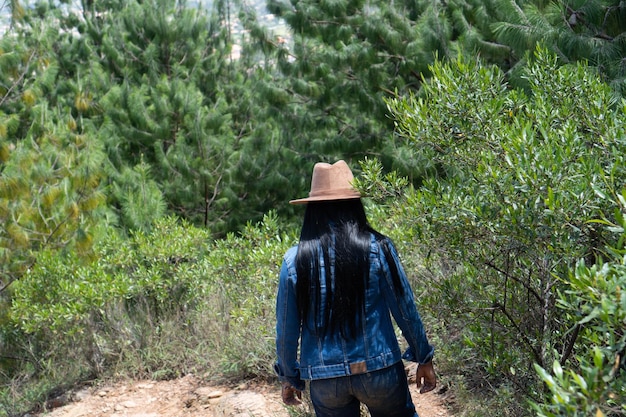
[5,0,306,233]
[33,0,241,231]
[1,3,107,293]
[492,0,626,94]
[0,102,107,294]
[260,0,455,181]
[110,160,167,232]
[0,2,113,296]
[252,0,521,182]
[9,0,622,237]
[85,0,308,231]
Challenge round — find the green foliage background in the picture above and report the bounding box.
[384,48,626,416]
[1,0,626,416]
[4,214,294,414]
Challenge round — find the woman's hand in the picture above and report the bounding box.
[281,382,302,405]
[416,361,437,394]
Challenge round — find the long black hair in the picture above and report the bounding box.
[295,199,404,339]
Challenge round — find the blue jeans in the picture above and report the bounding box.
[309,361,418,417]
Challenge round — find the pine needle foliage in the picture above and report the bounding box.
[259,0,461,182]
[0,4,109,293]
[110,161,167,232]
[33,0,309,233]
[493,0,626,94]
[0,101,107,294]
[31,0,245,231]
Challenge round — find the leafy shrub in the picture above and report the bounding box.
[2,214,296,415]
[381,46,626,412]
[531,199,626,416]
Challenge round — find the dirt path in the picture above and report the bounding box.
[35,365,453,417]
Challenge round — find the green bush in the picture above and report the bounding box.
[381,46,626,413]
[2,214,296,415]
[531,200,626,416]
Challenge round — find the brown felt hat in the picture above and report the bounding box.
[290,160,362,205]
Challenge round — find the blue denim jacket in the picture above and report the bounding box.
[275,234,434,390]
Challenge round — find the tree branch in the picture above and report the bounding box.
[560,323,581,365]
[484,260,542,302]
[494,301,544,366]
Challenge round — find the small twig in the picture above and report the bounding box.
[484,260,542,302]
[560,323,581,365]
[494,301,544,366]
[0,50,37,107]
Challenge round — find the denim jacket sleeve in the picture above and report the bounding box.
[274,247,306,391]
[379,239,435,364]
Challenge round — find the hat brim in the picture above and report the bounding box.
[289,194,361,205]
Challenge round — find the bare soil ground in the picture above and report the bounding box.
[34,364,453,417]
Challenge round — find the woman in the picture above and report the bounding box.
[275,160,436,417]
